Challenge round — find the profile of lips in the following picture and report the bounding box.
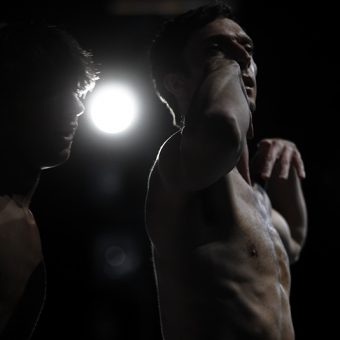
[55,122,78,141]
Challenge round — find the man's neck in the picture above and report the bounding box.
[0,163,41,207]
[236,141,251,185]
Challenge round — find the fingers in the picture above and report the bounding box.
[253,139,306,181]
[292,148,306,179]
[278,146,293,179]
[260,140,279,179]
[250,139,270,180]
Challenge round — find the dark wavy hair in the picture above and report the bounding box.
[150,1,235,127]
[0,22,98,106]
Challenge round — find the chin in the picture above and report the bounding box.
[40,148,72,170]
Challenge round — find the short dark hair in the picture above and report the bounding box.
[150,1,235,127]
[0,22,98,106]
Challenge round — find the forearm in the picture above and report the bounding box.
[179,60,251,189]
[266,166,308,247]
[185,59,250,135]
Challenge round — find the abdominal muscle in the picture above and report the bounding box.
[151,171,295,340]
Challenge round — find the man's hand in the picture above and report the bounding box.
[251,139,306,180]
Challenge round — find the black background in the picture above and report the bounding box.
[2,0,338,339]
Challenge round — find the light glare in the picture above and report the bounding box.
[89,84,138,134]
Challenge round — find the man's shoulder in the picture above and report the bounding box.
[151,130,183,191]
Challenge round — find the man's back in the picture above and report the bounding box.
[146,143,295,340]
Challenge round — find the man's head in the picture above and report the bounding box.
[150,1,257,128]
[0,22,98,169]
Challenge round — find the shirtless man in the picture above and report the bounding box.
[146,2,307,339]
[0,23,97,339]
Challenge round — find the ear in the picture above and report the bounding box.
[163,73,186,97]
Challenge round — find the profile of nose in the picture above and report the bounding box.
[77,101,85,117]
[75,97,85,117]
[60,97,85,124]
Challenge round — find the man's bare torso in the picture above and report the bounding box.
[146,165,294,340]
[0,195,43,333]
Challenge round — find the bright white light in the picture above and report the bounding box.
[89,83,138,134]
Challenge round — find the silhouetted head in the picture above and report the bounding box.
[150,1,257,128]
[0,22,98,169]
